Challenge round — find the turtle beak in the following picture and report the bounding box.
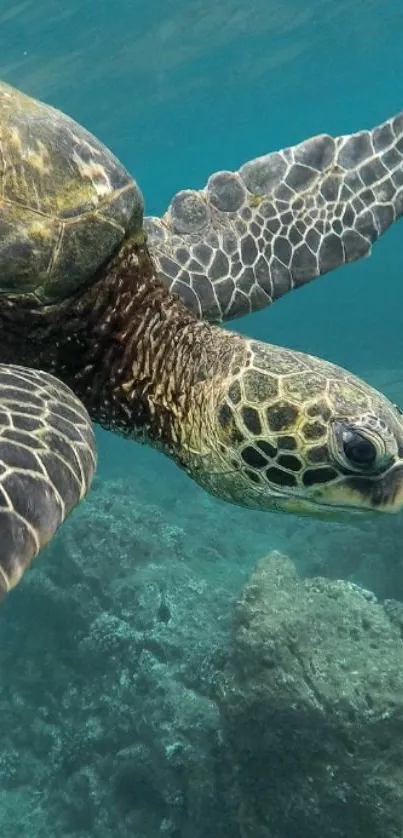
[371,463,403,513]
[276,463,403,521]
[318,462,403,516]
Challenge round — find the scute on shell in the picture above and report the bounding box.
[0,81,144,303]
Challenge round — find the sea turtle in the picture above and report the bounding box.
[0,79,403,599]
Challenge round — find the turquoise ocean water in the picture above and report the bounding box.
[1,1,403,835]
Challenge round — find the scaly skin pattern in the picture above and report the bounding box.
[147,112,403,321]
[0,236,403,519]
[0,364,96,598]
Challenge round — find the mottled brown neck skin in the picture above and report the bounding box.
[0,238,227,461]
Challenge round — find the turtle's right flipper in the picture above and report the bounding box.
[146,114,403,322]
[0,365,96,599]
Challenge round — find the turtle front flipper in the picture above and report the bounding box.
[0,365,96,599]
[145,114,403,322]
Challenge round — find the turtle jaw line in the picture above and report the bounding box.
[263,462,403,519]
[206,463,403,521]
[274,494,385,521]
[242,487,402,522]
[248,482,373,520]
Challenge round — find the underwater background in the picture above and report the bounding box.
[1,1,403,836]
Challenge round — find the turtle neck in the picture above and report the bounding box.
[0,234,227,459]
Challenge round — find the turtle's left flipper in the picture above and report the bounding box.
[0,365,96,599]
[146,114,403,322]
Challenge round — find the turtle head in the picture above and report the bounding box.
[195,338,403,521]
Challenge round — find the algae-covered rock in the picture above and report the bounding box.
[0,477,235,838]
[3,472,403,838]
[218,552,403,838]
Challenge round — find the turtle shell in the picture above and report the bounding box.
[0,81,143,303]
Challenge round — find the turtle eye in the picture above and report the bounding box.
[342,430,377,468]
